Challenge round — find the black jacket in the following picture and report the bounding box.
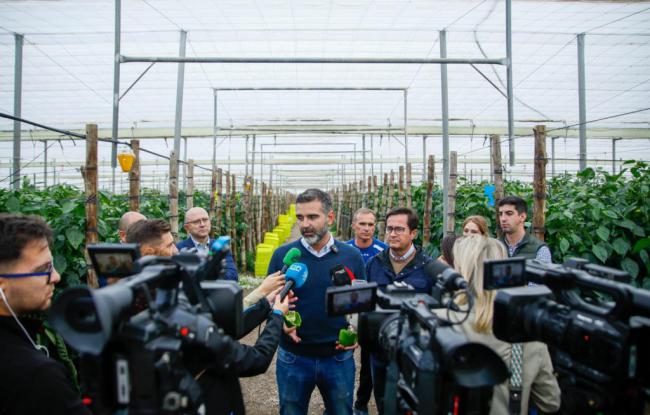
[188,304,284,415]
[0,316,91,415]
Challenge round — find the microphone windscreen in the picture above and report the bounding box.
[425,260,450,279]
[283,247,302,267]
[285,262,309,289]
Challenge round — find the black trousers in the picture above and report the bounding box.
[354,346,374,410]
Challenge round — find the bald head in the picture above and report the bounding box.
[184,207,211,242]
[118,211,146,243]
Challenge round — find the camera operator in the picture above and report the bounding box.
[126,219,291,414]
[0,213,91,415]
[448,236,560,415]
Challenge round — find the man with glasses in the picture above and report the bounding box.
[364,207,433,414]
[177,207,238,281]
[0,213,90,415]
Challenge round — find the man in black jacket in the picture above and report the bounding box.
[126,219,290,414]
[0,213,91,415]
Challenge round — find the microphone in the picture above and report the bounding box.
[330,264,355,286]
[279,262,309,301]
[425,261,468,302]
[280,247,302,274]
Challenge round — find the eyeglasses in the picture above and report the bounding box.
[385,226,408,235]
[187,218,210,226]
[0,263,54,284]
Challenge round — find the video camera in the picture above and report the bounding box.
[326,263,509,415]
[487,257,650,414]
[49,237,243,415]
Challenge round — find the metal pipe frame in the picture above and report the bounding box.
[13,34,23,190]
[173,30,187,171]
[111,0,121,191]
[578,33,587,171]
[440,30,450,234]
[506,0,515,166]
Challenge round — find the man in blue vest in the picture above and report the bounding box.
[497,196,552,262]
[346,208,386,415]
[177,207,238,281]
[268,188,366,415]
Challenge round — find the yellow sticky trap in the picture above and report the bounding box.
[117,152,135,173]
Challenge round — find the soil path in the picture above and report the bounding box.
[239,224,378,414]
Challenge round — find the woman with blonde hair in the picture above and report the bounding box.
[462,215,489,237]
[450,236,560,415]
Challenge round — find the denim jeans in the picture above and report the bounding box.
[276,347,355,415]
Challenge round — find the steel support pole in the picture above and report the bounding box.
[252,134,256,185]
[551,137,557,177]
[245,135,249,178]
[422,135,427,182]
[362,134,366,190]
[354,144,357,185]
[123,56,507,65]
[578,33,587,171]
[182,136,188,191]
[43,140,47,187]
[13,34,23,191]
[404,89,408,171]
[506,0,515,166]
[612,138,620,174]
[111,0,121,193]
[440,30,451,234]
[173,30,187,176]
[370,134,374,179]
[212,91,218,172]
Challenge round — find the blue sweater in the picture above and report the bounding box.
[267,238,366,357]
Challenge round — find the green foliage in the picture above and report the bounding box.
[385,161,649,286]
[0,183,250,287]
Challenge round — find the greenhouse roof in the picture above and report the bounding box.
[0,0,649,190]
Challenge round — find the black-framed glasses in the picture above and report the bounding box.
[0,263,54,284]
[385,226,408,235]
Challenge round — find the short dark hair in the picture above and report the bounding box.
[497,196,528,215]
[385,207,419,230]
[126,219,171,246]
[0,214,53,268]
[296,188,332,214]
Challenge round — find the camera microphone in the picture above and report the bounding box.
[425,261,467,290]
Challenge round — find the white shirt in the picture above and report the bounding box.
[300,233,335,258]
[190,234,210,256]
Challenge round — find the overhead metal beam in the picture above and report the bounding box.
[122,56,508,65]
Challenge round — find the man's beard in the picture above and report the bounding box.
[301,224,328,246]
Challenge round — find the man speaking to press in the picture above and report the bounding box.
[267,189,366,415]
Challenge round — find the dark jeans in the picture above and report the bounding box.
[370,354,388,415]
[276,347,355,415]
[354,347,373,410]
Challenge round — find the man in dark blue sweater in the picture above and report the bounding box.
[268,189,365,415]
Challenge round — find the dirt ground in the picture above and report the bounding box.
[239,223,378,414]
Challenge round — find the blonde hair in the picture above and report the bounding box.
[453,236,507,333]
[462,215,490,237]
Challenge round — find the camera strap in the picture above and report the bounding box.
[508,343,524,415]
